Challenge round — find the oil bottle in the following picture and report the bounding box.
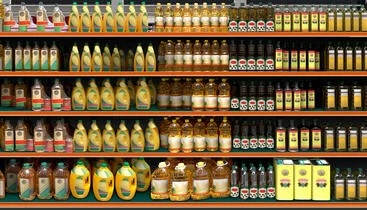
[258,121,266,149]
[275,41,283,70]
[240,164,249,199]
[344,5,352,32]
[283,6,292,32]
[299,42,307,71]
[217,78,230,111]
[164,41,174,70]
[258,164,267,199]
[324,123,335,151]
[168,119,181,153]
[206,118,218,152]
[361,7,367,32]
[354,42,363,71]
[202,40,211,72]
[292,5,301,32]
[327,6,336,32]
[284,82,293,111]
[181,119,194,153]
[274,5,282,32]
[6,159,20,193]
[336,42,344,71]
[238,40,246,71]
[238,3,247,32]
[267,165,275,198]
[288,120,298,152]
[300,82,307,110]
[249,163,258,199]
[211,160,230,198]
[348,124,359,152]
[205,79,218,111]
[276,119,286,152]
[334,168,345,200]
[338,82,349,110]
[228,3,238,32]
[265,40,274,71]
[4,120,14,152]
[210,3,219,32]
[169,163,190,201]
[219,117,232,153]
[319,6,327,32]
[229,40,238,71]
[345,41,353,71]
[240,121,249,150]
[150,161,170,200]
[173,3,183,32]
[247,40,256,70]
[336,123,347,152]
[193,40,202,72]
[248,81,257,111]
[326,41,336,70]
[18,162,36,201]
[311,119,322,151]
[357,168,367,200]
[170,78,182,109]
[249,121,258,149]
[181,3,191,32]
[159,117,170,149]
[324,82,336,110]
[257,82,266,111]
[230,164,239,198]
[293,82,301,111]
[174,40,184,72]
[301,5,309,32]
[351,82,362,110]
[239,81,248,111]
[191,161,210,200]
[346,168,356,200]
[36,162,52,200]
[275,82,283,111]
[266,120,274,149]
[299,119,310,151]
[232,120,240,149]
[164,3,173,32]
[307,82,315,110]
[266,81,274,111]
[310,6,319,32]
[230,81,239,110]
[194,118,206,152]
[191,78,205,111]
[335,5,344,32]
[360,124,367,151]
[352,6,360,32]
[201,2,210,32]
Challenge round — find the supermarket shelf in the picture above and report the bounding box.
[0,151,366,158]
[1,110,367,117]
[3,31,367,38]
[3,71,367,77]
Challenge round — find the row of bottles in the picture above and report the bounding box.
[0,157,151,201]
[154,2,229,32]
[72,119,159,152]
[158,39,228,72]
[1,41,61,71]
[325,41,367,71]
[274,81,315,111]
[272,4,367,32]
[69,42,156,72]
[228,2,274,32]
[333,168,367,200]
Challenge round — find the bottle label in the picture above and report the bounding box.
[183,54,193,65]
[52,89,63,110]
[213,178,229,193]
[5,130,14,151]
[275,13,283,31]
[219,137,232,152]
[238,58,247,70]
[247,58,256,70]
[174,54,184,65]
[155,16,164,27]
[16,130,26,151]
[228,20,238,32]
[250,137,258,149]
[34,130,45,152]
[250,187,258,198]
[168,136,181,152]
[276,130,286,151]
[115,89,130,111]
[247,20,256,32]
[174,17,183,27]
[201,16,210,27]
[241,187,249,199]
[211,16,219,27]
[233,137,241,148]
[256,20,266,32]
[182,95,191,108]
[194,136,206,150]
[312,129,322,150]
[193,179,210,195]
[16,89,26,108]
[241,137,250,150]
[170,95,183,108]
[326,89,335,109]
[54,178,68,199]
[206,136,218,150]
[229,58,238,70]
[285,90,292,110]
[258,137,266,148]
[289,130,298,150]
[220,55,229,66]
[220,16,229,27]
[183,16,192,27]
[6,173,17,192]
[32,89,44,110]
[256,58,265,70]
[160,134,168,148]
[361,130,367,150]
[265,58,274,70]
[192,16,201,27]
[137,172,148,190]
[266,98,275,111]
[0,180,4,197]
[266,137,274,149]
[325,130,334,150]
[120,179,132,196]
[151,179,168,194]
[218,96,230,109]
[157,94,170,108]
[266,20,274,32]
[211,55,220,65]
[353,89,362,109]
[300,129,310,150]
[205,96,218,109]
[166,17,174,27]
[267,187,275,198]
[181,136,194,152]
[202,55,211,66]
[240,98,248,111]
[193,54,202,66]
[257,99,266,111]
[192,95,204,109]
[231,186,239,197]
[238,20,247,32]
[117,131,130,152]
[248,98,257,111]
[231,97,239,110]
[1,88,11,107]
[19,178,32,199]
[292,13,301,31]
[171,181,188,195]
[38,177,51,199]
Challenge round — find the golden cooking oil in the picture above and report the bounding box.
[334,168,345,200]
[354,42,363,71]
[360,125,367,152]
[336,124,347,151]
[345,42,353,71]
[357,168,367,200]
[326,42,336,70]
[344,5,352,32]
[346,168,356,200]
[348,124,358,152]
[352,6,360,32]
[335,5,344,32]
[310,6,319,32]
[283,6,292,32]
[361,7,367,31]
[292,5,301,32]
[336,42,344,71]
[324,124,335,151]
[351,82,362,111]
[301,5,309,32]
[324,82,336,110]
[319,6,327,32]
[327,6,335,32]
[338,82,349,111]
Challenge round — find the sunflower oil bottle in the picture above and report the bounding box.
[159,117,170,149]
[18,162,36,201]
[115,2,125,32]
[115,78,130,110]
[6,159,20,193]
[103,120,116,152]
[151,161,170,200]
[219,117,232,153]
[155,3,164,32]
[72,78,86,111]
[49,41,60,71]
[53,162,70,200]
[4,41,12,71]
[70,160,91,199]
[127,79,135,106]
[101,78,114,110]
[170,162,190,201]
[173,3,183,32]
[138,1,148,32]
[81,2,91,32]
[88,120,102,152]
[206,118,219,152]
[36,2,49,32]
[112,45,121,71]
[87,79,100,110]
[73,120,88,152]
[33,120,46,152]
[127,2,137,32]
[102,45,112,71]
[81,43,92,72]
[193,118,206,152]
[181,119,194,153]
[145,43,156,71]
[134,43,145,72]
[168,119,181,153]
[131,157,151,192]
[14,41,23,71]
[145,118,160,151]
[36,162,52,200]
[211,160,230,198]
[69,43,80,72]
[191,161,211,200]
[192,3,201,32]
[93,162,114,201]
[69,2,80,32]
[115,161,137,200]
[18,2,31,32]
[116,120,130,152]
[103,2,114,32]
[40,41,49,70]
[135,77,151,110]
[92,43,103,72]
[15,78,28,110]
[182,3,191,32]
[51,79,63,111]
[131,120,145,152]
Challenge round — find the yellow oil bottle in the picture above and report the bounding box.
[103,2,115,32]
[127,2,137,32]
[69,2,80,32]
[115,162,137,200]
[92,43,103,72]
[81,43,92,72]
[116,120,130,152]
[87,79,100,110]
[132,157,151,192]
[131,120,145,152]
[115,78,130,110]
[73,120,88,152]
[115,2,125,32]
[72,78,86,111]
[134,43,145,72]
[170,163,190,201]
[81,2,91,32]
[145,118,160,151]
[93,162,114,201]
[88,120,102,152]
[69,43,80,72]
[69,160,91,199]
[135,77,151,110]
[103,120,116,152]
[101,78,114,111]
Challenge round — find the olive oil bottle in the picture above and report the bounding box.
[345,41,353,71]
[276,119,286,152]
[326,41,336,71]
[351,82,362,111]
[311,119,322,151]
[354,42,363,71]
[346,168,356,200]
[324,123,335,151]
[288,120,298,152]
[360,124,367,151]
[334,168,345,200]
[348,124,359,152]
[338,82,350,111]
[357,168,367,200]
[324,82,336,110]
[336,124,347,152]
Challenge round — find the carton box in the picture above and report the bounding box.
[311,159,330,201]
[294,159,312,200]
[274,159,294,200]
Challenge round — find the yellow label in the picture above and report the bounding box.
[275,13,283,31]
[300,130,309,150]
[299,51,307,70]
[319,12,327,31]
[311,12,318,31]
[285,90,292,110]
[335,183,345,200]
[328,49,336,69]
[275,50,283,70]
[308,90,315,109]
[301,90,307,109]
[293,90,301,110]
[308,51,315,70]
[282,51,289,70]
[289,131,298,150]
[301,12,309,31]
[276,90,283,110]
[292,13,301,31]
[312,130,322,149]
[359,184,367,199]
[328,13,335,31]
[291,51,298,70]
[362,13,367,31]
[276,130,286,150]
[325,132,334,150]
[337,50,344,70]
[336,12,343,31]
[361,131,367,150]
[283,13,291,32]
[353,90,362,109]
[347,184,356,199]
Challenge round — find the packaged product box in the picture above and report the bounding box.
[274,159,294,200]
[294,159,312,200]
[311,159,330,201]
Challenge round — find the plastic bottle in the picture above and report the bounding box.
[51,79,63,111]
[148,79,157,105]
[36,2,48,32]
[103,120,116,152]
[219,3,229,32]
[182,3,192,32]
[218,78,231,111]
[87,79,101,110]
[69,2,80,32]
[127,2,137,32]
[93,162,114,201]
[183,40,193,71]
[135,78,151,110]
[193,118,206,151]
[53,162,70,200]
[173,3,183,32]
[211,160,230,198]
[219,117,232,152]
[170,78,183,109]
[164,3,174,32]
[165,40,174,71]
[210,3,219,32]
[40,41,49,70]
[87,120,102,152]
[145,118,160,151]
[157,78,170,109]
[206,118,219,152]
[73,120,88,152]
[81,2,91,32]
[150,161,170,200]
[155,3,164,32]
[72,79,86,111]
[100,79,114,110]
[18,2,31,32]
[18,162,36,201]
[102,45,112,71]
[52,3,66,32]
[5,159,20,193]
[127,79,135,105]
[134,43,145,72]
[115,162,137,200]
[103,2,114,32]
[145,43,156,71]
[14,41,23,71]
[49,41,60,71]
[115,78,130,110]
[112,45,121,71]
[3,4,16,32]
[138,1,148,32]
[15,119,27,152]
[1,78,14,107]
[192,78,205,111]
[3,41,12,71]
[202,40,211,72]
[168,119,181,153]
[131,157,151,192]
[3,120,14,152]
[131,120,145,152]
[174,40,184,71]
[15,78,28,110]
[201,2,210,32]
[116,120,130,152]
[53,120,66,152]
[70,160,91,199]
[92,43,103,72]
[205,78,218,111]
[33,120,46,152]
[22,41,31,71]
[36,162,52,200]
[170,162,190,201]
[114,2,125,32]
[181,119,194,153]
[182,78,192,109]
[191,3,201,32]
[81,43,92,72]
[191,161,210,200]
[69,43,80,72]
[159,117,170,148]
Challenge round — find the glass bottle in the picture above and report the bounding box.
[346,168,356,200]
[324,123,335,151]
[336,123,347,152]
[288,120,298,152]
[334,168,345,200]
[299,119,310,151]
[357,168,367,200]
[348,124,359,152]
[276,119,286,152]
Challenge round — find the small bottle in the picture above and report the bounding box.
[334,168,345,200]
[240,164,249,199]
[324,123,335,151]
[275,82,283,111]
[293,82,301,111]
[230,164,239,198]
[346,168,356,200]
[299,119,310,151]
[266,120,274,149]
[241,121,250,150]
[258,164,267,199]
[194,118,206,152]
[307,82,315,110]
[357,168,367,200]
[5,159,20,193]
[284,82,293,111]
[249,121,258,150]
[239,81,248,111]
[336,124,347,152]
[276,119,286,152]
[266,165,275,198]
[288,120,299,152]
[311,119,322,151]
[348,124,359,152]
[181,119,194,153]
[232,120,241,149]
[249,164,258,199]
[204,79,218,111]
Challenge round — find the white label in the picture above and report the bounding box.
[52,89,61,100]
[347,180,356,184]
[192,17,200,26]
[219,137,232,151]
[183,54,193,65]
[5,131,14,141]
[34,131,44,142]
[16,89,25,99]
[38,177,50,195]
[193,55,202,65]
[2,88,10,97]
[213,178,229,193]
[219,16,228,26]
[155,17,164,26]
[16,130,25,141]
[32,89,42,99]
[201,16,210,26]
[182,95,191,107]
[193,179,209,194]
[19,178,30,195]
[181,136,194,151]
[151,179,168,194]
[173,17,182,26]
[55,178,68,196]
[158,95,170,107]
[55,131,63,141]
[205,96,218,109]
[168,136,181,150]
[175,54,184,65]
[7,173,16,190]
[211,17,219,26]
[160,134,168,147]
[218,96,230,108]
[165,55,174,65]
[194,136,206,149]
[192,95,204,108]
[212,55,220,65]
[171,181,188,195]
[166,17,174,26]
[206,136,218,150]
[170,95,183,107]
[221,55,229,65]
[183,16,192,26]
[202,55,211,65]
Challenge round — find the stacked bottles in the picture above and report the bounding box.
[154,2,228,32]
[325,41,367,71]
[333,168,367,201]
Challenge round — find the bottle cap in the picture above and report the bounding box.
[123,162,130,167]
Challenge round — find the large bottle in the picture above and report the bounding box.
[88,120,102,152]
[181,119,194,153]
[81,2,91,32]
[127,2,137,32]
[145,118,160,151]
[69,2,80,32]
[92,43,103,72]
[102,45,112,71]
[192,78,205,111]
[145,43,156,71]
[18,163,36,201]
[211,160,230,198]
[219,117,232,153]
[87,79,100,110]
[53,162,70,200]
[33,120,46,152]
[159,117,170,148]
[103,120,116,152]
[115,78,130,110]
[132,157,151,192]
[116,120,130,152]
[170,78,183,109]
[131,120,145,152]
[151,161,170,200]
[218,78,231,111]
[31,79,45,111]
[191,161,211,200]
[93,162,114,201]
[205,79,218,111]
[72,78,86,111]
[51,79,64,111]
[15,120,28,152]
[168,119,181,153]
[115,2,125,32]
[70,160,91,199]
[5,159,20,193]
[194,118,206,152]
[206,118,219,152]
[54,120,66,152]
[115,162,137,200]
[170,163,190,201]
[69,43,80,71]
[36,162,52,200]
[73,120,88,152]
[81,43,92,72]
[103,1,114,32]
[101,78,115,110]
[135,78,151,110]
[4,120,14,152]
